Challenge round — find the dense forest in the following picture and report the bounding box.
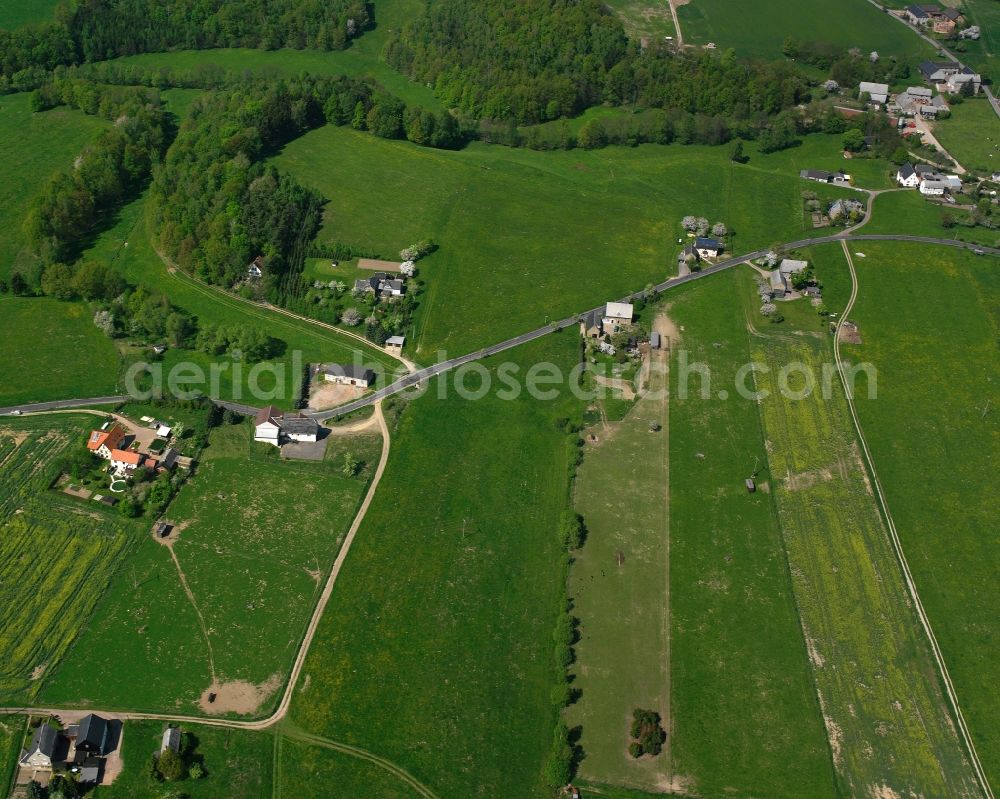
[0,0,370,80]
[385,0,810,125]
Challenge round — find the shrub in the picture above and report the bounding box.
[155,747,187,781]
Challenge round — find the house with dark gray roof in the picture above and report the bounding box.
[20,724,65,769]
[279,414,319,442]
[321,363,376,388]
[580,308,603,339]
[695,237,723,258]
[76,714,110,756]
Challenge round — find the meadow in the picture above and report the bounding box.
[273,127,868,357]
[0,93,108,280]
[93,721,274,799]
[0,297,122,407]
[751,318,983,797]
[76,196,399,406]
[865,189,1000,247]
[0,415,135,703]
[40,421,375,715]
[660,272,837,798]
[565,340,672,792]
[288,333,580,799]
[604,0,676,44]
[676,0,933,60]
[276,733,424,799]
[98,0,439,109]
[0,0,59,28]
[933,98,1000,174]
[842,242,1000,788]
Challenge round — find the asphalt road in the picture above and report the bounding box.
[2,235,996,422]
[310,233,999,420]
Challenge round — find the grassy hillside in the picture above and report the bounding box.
[662,273,837,798]
[40,422,377,715]
[865,190,1000,247]
[98,0,438,108]
[273,128,868,356]
[288,333,580,799]
[751,312,982,797]
[0,94,108,281]
[677,0,933,61]
[844,242,1000,788]
[0,297,122,407]
[0,0,58,28]
[932,98,1000,174]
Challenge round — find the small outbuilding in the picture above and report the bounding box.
[649,331,661,350]
[745,478,756,493]
[161,726,182,755]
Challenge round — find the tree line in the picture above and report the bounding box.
[0,0,370,81]
[23,80,170,264]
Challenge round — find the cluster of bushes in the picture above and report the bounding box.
[193,323,284,363]
[0,0,370,82]
[22,82,169,265]
[629,708,667,758]
[92,284,195,348]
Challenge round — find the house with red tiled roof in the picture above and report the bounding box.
[110,448,142,476]
[86,424,128,460]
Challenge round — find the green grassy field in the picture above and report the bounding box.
[933,98,1000,174]
[842,242,1000,788]
[0,415,136,703]
[661,273,837,798]
[750,309,983,797]
[288,333,580,799]
[0,715,24,797]
[39,422,375,715]
[565,341,672,792]
[0,297,122,407]
[93,721,274,798]
[276,733,423,799]
[0,94,108,281]
[99,0,439,109]
[604,0,676,43]
[677,0,933,60]
[865,189,1000,247]
[0,0,58,28]
[76,196,399,406]
[273,127,869,356]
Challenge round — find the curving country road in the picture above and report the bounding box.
[308,232,1000,420]
[3,234,996,422]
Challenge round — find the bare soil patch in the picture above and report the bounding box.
[309,381,364,411]
[356,258,402,272]
[198,673,282,715]
[784,467,834,492]
[839,321,862,344]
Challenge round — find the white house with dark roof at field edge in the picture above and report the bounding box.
[320,363,376,388]
[254,406,319,446]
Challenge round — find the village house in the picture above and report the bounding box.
[828,198,864,221]
[161,726,181,755]
[896,162,921,187]
[919,179,948,196]
[858,81,889,106]
[602,302,634,332]
[254,406,282,445]
[87,424,128,460]
[20,725,65,770]
[799,169,851,185]
[109,448,142,476]
[247,255,265,280]
[76,714,110,756]
[320,363,376,388]
[695,237,723,259]
[892,86,949,118]
[580,308,603,339]
[385,335,405,352]
[253,406,320,446]
[353,272,406,299]
[919,61,981,94]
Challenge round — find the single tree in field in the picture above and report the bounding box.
[712,222,728,238]
[342,308,362,326]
